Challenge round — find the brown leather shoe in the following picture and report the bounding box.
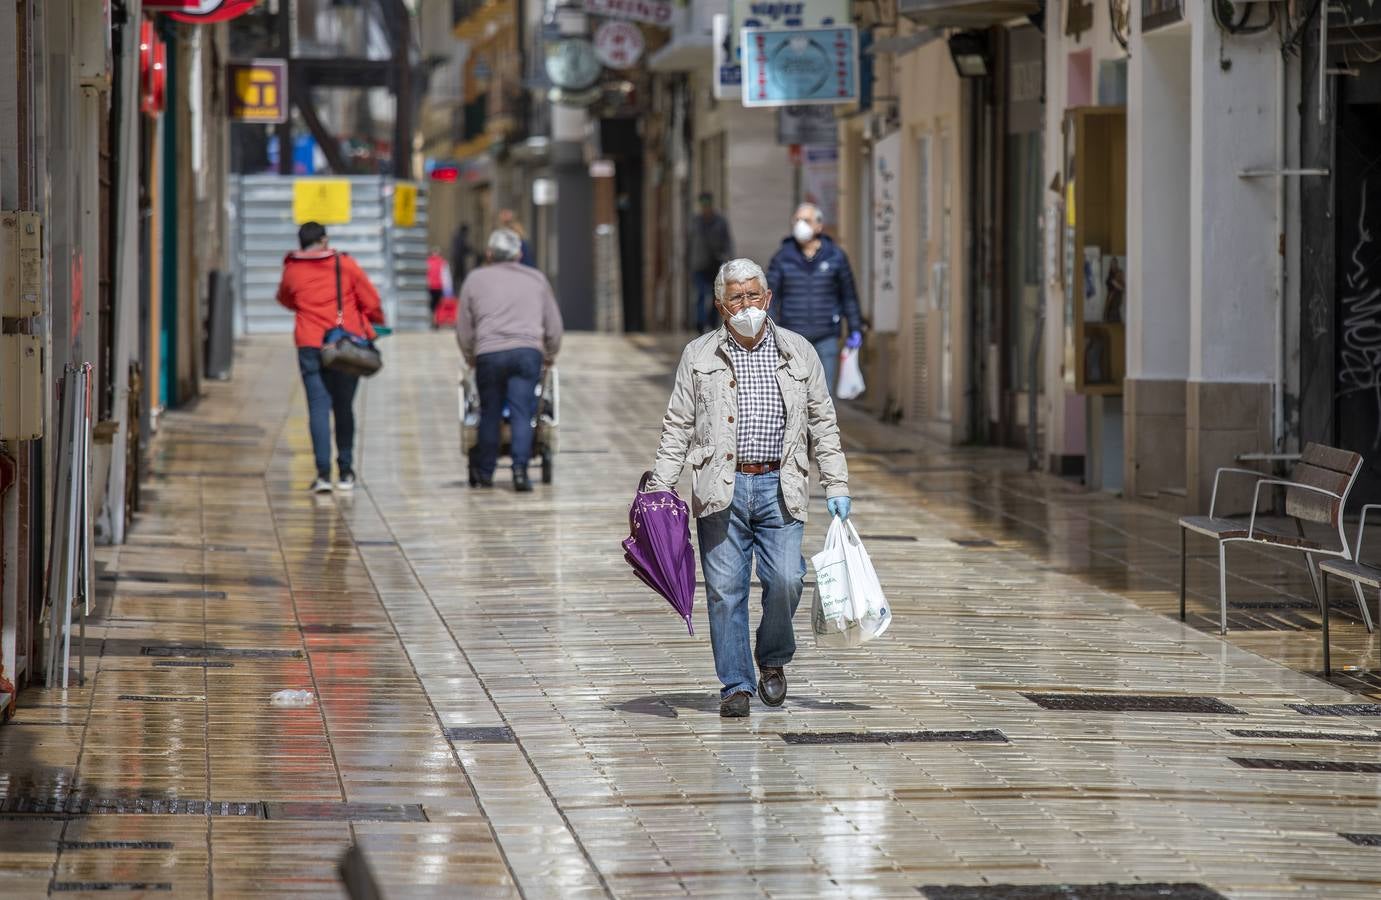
[758,667,787,707]
[719,691,751,718]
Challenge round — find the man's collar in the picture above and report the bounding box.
[718,319,779,354]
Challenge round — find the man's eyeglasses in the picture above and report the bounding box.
[722,291,766,311]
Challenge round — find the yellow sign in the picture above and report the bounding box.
[229,60,287,124]
[293,180,352,225]
[393,183,418,228]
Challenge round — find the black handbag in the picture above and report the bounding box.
[320,254,383,377]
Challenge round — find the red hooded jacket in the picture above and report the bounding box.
[275,249,386,349]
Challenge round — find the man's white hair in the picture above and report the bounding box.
[794,202,823,225]
[714,258,767,301]
[487,228,523,262]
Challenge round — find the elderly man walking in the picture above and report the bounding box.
[456,228,564,492]
[767,203,863,394]
[647,257,852,717]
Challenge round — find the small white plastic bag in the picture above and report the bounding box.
[840,519,891,641]
[811,517,865,648]
[836,346,866,400]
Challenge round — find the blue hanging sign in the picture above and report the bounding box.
[741,26,858,108]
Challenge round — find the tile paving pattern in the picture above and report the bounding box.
[0,334,1379,897]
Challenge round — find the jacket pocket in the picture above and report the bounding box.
[688,444,715,469]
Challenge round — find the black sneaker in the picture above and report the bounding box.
[719,691,751,718]
[336,471,356,492]
[758,667,787,707]
[513,470,534,493]
[309,477,332,494]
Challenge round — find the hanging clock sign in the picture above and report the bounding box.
[593,21,644,69]
[545,37,602,91]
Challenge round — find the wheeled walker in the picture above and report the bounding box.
[458,363,558,486]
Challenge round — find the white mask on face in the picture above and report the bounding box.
[792,219,816,244]
[728,306,768,339]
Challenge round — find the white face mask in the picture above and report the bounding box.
[792,219,816,244]
[728,306,768,339]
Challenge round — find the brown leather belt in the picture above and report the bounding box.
[737,461,781,475]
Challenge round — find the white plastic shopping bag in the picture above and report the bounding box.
[811,518,860,648]
[840,519,891,640]
[810,517,891,647]
[836,346,866,400]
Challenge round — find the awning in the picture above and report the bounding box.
[898,0,1041,28]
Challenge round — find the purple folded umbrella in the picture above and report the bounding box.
[622,472,697,634]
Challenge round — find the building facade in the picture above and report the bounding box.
[1,0,233,708]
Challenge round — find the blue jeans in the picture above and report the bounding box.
[693,270,716,332]
[696,472,806,699]
[813,335,839,396]
[475,347,543,479]
[297,347,360,479]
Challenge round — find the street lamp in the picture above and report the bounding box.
[947,31,990,78]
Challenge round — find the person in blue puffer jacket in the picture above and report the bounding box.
[766,203,863,394]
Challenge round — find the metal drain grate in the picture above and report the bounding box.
[262,802,427,822]
[60,841,175,850]
[117,695,205,703]
[300,623,385,634]
[1227,729,1381,742]
[52,882,172,892]
[1230,756,1381,773]
[1340,832,1381,846]
[1228,599,1315,610]
[862,535,919,543]
[444,726,516,743]
[143,646,303,659]
[354,540,397,547]
[950,538,996,548]
[1287,703,1381,716]
[152,660,233,668]
[0,797,260,816]
[1023,693,1246,715]
[919,885,1228,900]
[780,729,1008,745]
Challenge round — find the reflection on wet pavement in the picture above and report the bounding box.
[0,333,1379,898]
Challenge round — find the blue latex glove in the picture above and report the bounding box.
[827,496,851,520]
[846,331,863,349]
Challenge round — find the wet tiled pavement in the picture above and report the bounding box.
[2,333,1381,898]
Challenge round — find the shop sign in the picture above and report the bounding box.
[777,105,837,145]
[593,21,645,69]
[228,60,288,124]
[148,0,259,23]
[719,0,849,96]
[393,183,418,228]
[292,179,352,225]
[583,0,673,26]
[870,132,901,333]
[712,15,741,99]
[741,26,858,108]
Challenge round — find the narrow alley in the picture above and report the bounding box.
[2,334,1380,898]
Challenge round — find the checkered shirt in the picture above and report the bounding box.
[725,326,785,464]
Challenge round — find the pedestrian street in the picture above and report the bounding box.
[3,332,1381,899]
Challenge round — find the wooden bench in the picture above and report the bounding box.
[1178,443,1373,634]
[1319,503,1381,676]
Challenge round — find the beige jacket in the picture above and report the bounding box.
[648,323,849,522]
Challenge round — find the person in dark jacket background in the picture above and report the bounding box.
[766,203,863,394]
[688,193,734,332]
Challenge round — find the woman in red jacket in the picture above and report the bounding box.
[275,222,386,493]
